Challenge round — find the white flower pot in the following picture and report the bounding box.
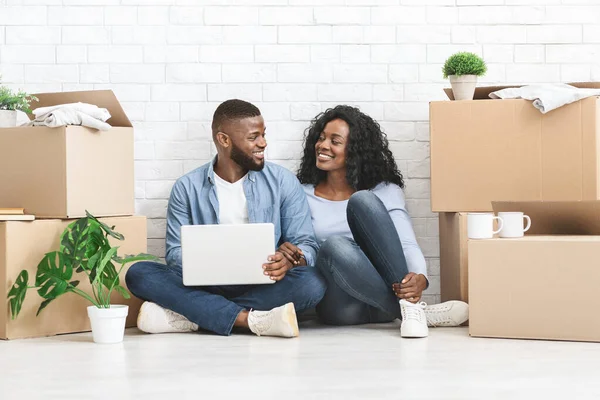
[87,305,129,344]
[0,110,17,128]
[449,75,478,101]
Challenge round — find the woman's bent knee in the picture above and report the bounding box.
[317,236,354,264]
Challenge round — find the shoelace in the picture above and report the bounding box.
[425,304,459,327]
[403,301,426,322]
[248,310,273,336]
[426,311,452,327]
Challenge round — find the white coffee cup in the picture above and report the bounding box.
[498,212,531,238]
[467,213,504,239]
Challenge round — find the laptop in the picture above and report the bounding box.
[181,223,276,286]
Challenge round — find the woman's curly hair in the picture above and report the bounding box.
[297,105,405,191]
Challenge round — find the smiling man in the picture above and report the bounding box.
[125,99,326,338]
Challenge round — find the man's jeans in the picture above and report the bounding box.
[126,262,326,336]
[316,191,410,325]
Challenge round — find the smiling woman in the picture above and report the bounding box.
[296,105,469,338]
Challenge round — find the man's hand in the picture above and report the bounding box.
[277,242,306,266]
[262,252,294,282]
[392,273,427,303]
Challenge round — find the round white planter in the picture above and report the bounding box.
[0,110,17,128]
[449,75,478,101]
[87,305,129,344]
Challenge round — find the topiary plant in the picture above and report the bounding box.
[442,52,487,79]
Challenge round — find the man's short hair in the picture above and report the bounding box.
[211,99,261,138]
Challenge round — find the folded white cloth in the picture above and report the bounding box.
[29,102,111,131]
[489,84,600,114]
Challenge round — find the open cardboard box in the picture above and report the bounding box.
[430,82,600,212]
[0,90,134,219]
[468,200,600,342]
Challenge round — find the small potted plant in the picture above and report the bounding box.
[7,211,157,344]
[442,52,487,101]
[0,78,37,128]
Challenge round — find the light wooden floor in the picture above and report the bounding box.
[1,321,599,400]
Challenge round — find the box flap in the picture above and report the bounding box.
[492,201,600,235]
[444,82,600,100]
[568,82,600,90]
[443,85,522,101]
[30,90,132,128]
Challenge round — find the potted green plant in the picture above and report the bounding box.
[7,211,157,344]
[0,78,37,128]
[442,52,487,101]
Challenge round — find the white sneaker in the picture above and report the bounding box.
[137,302,198,334]
[425,300,469,327]
[248,302,299,338]
[399,299,428,338]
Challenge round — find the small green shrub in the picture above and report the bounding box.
[0,76,38,114]
[442,52,487,79]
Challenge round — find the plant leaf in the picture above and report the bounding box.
[100,261,119,287]
[85,211,124,241]
[36,298,56,316]
[113,253,159,264]
[85,220,108,259]
[60,217,90,271]
[35,252,72,300]
[7,270,29,320]
[86,251,102,283]
[69,280,80,288]
[93,247,118,286]
[114,285,131,300]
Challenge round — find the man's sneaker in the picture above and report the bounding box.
[137,301,198,334]
[425,301,469,327]
[399,299,428,338]
[248,302,299,338]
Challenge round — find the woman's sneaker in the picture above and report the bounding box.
[399,299,428,338]
[424,301,469,327]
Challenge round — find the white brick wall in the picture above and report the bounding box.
[1,1,598,303]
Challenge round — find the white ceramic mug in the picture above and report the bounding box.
[467,213,504,239]
[498,212,531,238]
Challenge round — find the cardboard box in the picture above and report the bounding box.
[468,201,600,342]
[1,216,147,340]
[439,212,469,302]
[0,90,134,218]
[430,83,600,212]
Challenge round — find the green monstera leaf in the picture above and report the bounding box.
[35,252,73,300]
[7,270,29,320]
[60,217,90,271]
[86,211,124,241]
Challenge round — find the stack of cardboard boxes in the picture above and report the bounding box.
[0,90,147,340]
[431,83,600,342]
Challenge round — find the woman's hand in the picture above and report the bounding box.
[276,242,306,266]
[392,273,427,303]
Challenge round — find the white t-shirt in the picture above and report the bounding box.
[214,173,249,225]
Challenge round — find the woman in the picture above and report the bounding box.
[279,105,468,338]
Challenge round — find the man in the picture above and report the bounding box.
[126,99,326,338]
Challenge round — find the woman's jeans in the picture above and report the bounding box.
[316,191,410,325]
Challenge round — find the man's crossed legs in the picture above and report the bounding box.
[125,261,326,337]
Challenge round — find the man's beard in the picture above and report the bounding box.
[230,142,264,171]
